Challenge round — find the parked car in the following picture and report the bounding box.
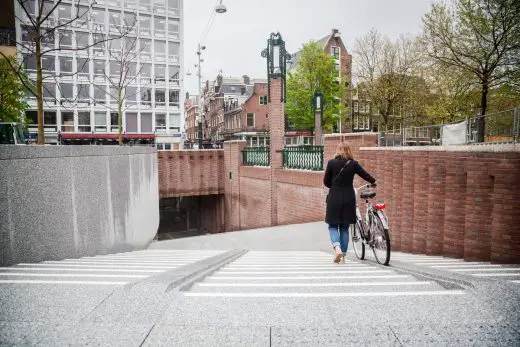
[0,122,28,145]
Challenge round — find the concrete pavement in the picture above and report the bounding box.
[1,222,520,346]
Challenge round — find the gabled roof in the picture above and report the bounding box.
[288,29,343,70]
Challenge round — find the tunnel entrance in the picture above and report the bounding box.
[158,195,224,240]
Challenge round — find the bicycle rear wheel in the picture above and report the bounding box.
[351,221,365,260]
[371,213,391,265]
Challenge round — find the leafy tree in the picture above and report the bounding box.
[0,57,29,123]
[286,41,347,132]
[422,0,520,141]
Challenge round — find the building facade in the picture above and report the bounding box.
[13,0,184,146]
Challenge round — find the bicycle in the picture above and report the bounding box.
[351,183,391,265]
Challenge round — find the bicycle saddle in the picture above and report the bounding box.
[360,191,376,199]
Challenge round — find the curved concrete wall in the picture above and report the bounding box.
[0,146,159,266]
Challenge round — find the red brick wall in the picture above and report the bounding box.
[157,150,225,198]
[242,83,269,131]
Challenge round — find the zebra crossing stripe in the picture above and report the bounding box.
[0,267,163,273]
[473,273,520,277]
[207,275,410,280]
[197,281,431,287]
[184,291,466,298]
[0,273,146,278]
[0,280,128,285]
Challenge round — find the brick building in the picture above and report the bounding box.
[184,96,198,147]
[289,28,353,133]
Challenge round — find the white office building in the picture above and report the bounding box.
[14,0,184,148]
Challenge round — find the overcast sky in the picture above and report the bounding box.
[183,0,434,95]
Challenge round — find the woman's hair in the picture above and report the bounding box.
[335,141,354,160]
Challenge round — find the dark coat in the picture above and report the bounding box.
[324,156,376,225]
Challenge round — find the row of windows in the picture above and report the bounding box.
[23,56,180,83]
[22,0,180,17]
[21,28,181,57]
[26,110,180,133]
[35,83,180,106]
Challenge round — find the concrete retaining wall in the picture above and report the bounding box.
[0,146,159,266]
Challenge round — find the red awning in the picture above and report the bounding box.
[60,133,156,140]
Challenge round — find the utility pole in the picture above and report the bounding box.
[197,44,204,150]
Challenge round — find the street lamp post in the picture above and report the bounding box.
[261,32,291,103]
[313,91,324,145]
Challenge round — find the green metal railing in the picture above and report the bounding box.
[283,146,324,171]
[242,147,270,166]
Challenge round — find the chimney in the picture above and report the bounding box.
[243,75,250,85]
[217,74,223,86]
[185,91,190,100]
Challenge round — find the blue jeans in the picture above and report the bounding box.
[328,224,349,254]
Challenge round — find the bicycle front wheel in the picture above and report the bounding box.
[371,213,391,265]
[352,221,365,260]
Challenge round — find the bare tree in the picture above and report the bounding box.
[0,0,135,144]
[353,29,425,129]
[87,19,143,145]
[423,0,520,141]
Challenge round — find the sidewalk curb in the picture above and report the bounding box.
[343,253,476,291]
[166,249,248,292]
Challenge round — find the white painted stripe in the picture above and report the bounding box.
[0,273,146,278]
[390,256,448,260]
[207,275,410,280]
[230,262,354,266]
[40,261,190,266]
[0,267,163,273]
[216,270,392,274]
[453,268,520,272]
[85,256,208,260]
[224,266,369,270]
[511,280,520,283]
[198,281,431,287]
[432,264,501,268]
[414,262,478,265]
[184,290,466,298]
[473,273,520,277]
[0,280,128,285]
[62,258,202,262]
[16,263,178,270]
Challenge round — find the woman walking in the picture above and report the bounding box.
[324,142,376,263]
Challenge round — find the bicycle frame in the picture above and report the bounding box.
[354,184,389,235]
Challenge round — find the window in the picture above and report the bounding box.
[140,0,151,11]
[123,12,136,29]
[44,111,57,125]
[154,64,166,82]
[61,112,74,132]
[60,57,73,75]
[155,40,166,56]
[95,112,107,132]
[94,59,105,76]
[109,86,118,104]
[168,42,179,58]
[140,63,152,83]
[259,95,268,105]
[43,83,55,100]
[23,54,36,70]
[155,89,165,105]
[335,63,340,71]
[354,101,359,112]
[141,112,152,132]
[169,113,180,129]
[139,16,151,35]
[169,90,179,106]
[58,30,73,48]
[153,0,165,12]
[110,61,120,77]
[169,66,179,84]
[125,86,138,104]
[123,37,137,52]
[41,31,54,47]
[108,10,121,30]
[77,84,90,102]
[155,113,166,131]
[168,0,179,10]
[168,19,179,36]
[140,39,151,53]
[141,87,152,105]
[154,17,165,36]
[76,32,89,49]
[21,26,31,42]
[78,111,91,132]
[77,58,89,75]
[109,36,121,51]
[331,46,340,59]
[93,34,105,54]
[90,8,104,27]
[60,83,73,100]
[26,111,37,124]
[23,0,36,15]
[58,4,71,22]
[41,55,55,72]
[125,0,138,9]
[94,84,106,104]
[247,113,254,127]
[110,112,118,131]
[126,112,138,132]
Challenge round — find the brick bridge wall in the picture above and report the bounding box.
[224,135,520,263]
